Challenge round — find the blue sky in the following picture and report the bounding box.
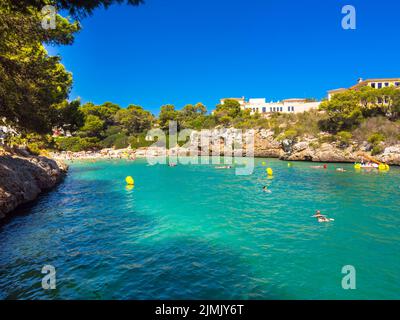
[48,0,400,114]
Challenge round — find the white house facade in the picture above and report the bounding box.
[220,97,320,115]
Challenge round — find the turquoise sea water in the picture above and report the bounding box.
[0,158,399,300]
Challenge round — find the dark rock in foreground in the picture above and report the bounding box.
[0,151,68,219]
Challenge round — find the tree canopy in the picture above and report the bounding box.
[0,0,143,135]
[319,87,400,132]
[9,0,144,18]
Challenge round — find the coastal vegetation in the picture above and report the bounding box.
[0,0,143,152]
[2,93,400,155]
[1,1,399,157]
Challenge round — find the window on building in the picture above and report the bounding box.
[371,83,376,88]
[378,83,383,89]
[273,107,276,112]
[288,106,291,112]
[377,97,383,104]
[395,82,400,87]
[270,107,272,112]
[280,107,283,112]
[385,83,389,87]
[262,107,266,113]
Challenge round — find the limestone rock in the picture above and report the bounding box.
[0,154,67,218]
[378,145,400,165]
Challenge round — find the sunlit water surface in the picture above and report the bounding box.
[0,158,399,299]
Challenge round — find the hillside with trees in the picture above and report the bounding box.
[1,1,399,158]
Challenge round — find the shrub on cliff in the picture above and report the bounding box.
[336,131,352,147]
[366,133,386,156]
[319,87,400,133]
[277,129,298,142]
[367,133,386,145]
[26,143,41,156]
[371,145,385,156]
[352,117,399,145]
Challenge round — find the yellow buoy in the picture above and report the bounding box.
[262,161,267,166]
[288,163,292,167]
[125,176,134,185]
[354,164,361,170]
[266,168,273,176]
[378,163,390,171]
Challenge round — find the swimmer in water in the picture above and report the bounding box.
[310,165,327,169]
[263,186,271,193]
[336,168,346,172]
[312,210,333,223]
[215,165,232,169]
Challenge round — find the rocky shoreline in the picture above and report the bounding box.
[0,149,68,219]
[52,129,400,166]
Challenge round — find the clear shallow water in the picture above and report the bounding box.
[0,158,399,300]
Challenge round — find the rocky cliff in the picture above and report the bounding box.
[0,149,68,219]
[52,128,400,167]
[184,128,400,165]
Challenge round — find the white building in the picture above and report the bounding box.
[220,97,320,115]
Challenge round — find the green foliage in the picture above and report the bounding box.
[104,125,123,136]
[79,115,105,137]
[54,99,85,132]
[80,102,121,124]
[129,134,154,150]
[26,142,41,155]
[213,99,243,125]
[336,131,352,145]
[113,135,129,149]
[114,104,154,134]
[0,1,80,134]
[318,134,336,144]
[55,137,100,152]
[158,104,179,131]
[367,133,385,145]
[10,1,144,18]
[371,145,384,156]
[309,141,320,150]
[319,90,363,132]
[100,133,129,149]
[218,115,234,126]
[264,110,326,139]
[352,117,400,145]
[0,0,143,136]
[179,103,208,129]
[366,132,386,156]
[320,87,400,133]
[278,129,298,141]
